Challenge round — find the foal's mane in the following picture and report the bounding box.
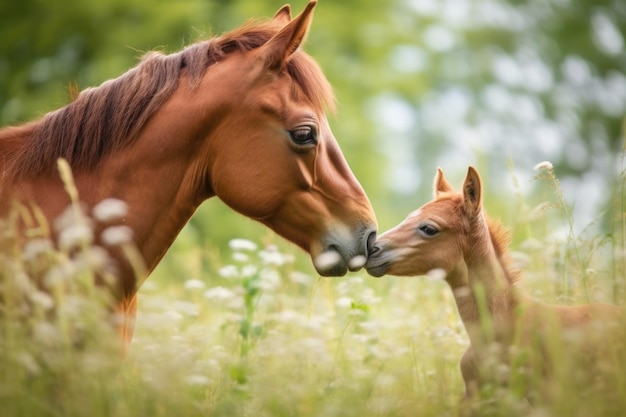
[5,18,334,180]
[486,216,521,285]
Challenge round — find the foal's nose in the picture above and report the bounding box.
[346,228,377,271]
[368,233,384,258]
[368,243,381,258]
[366,230,377,255]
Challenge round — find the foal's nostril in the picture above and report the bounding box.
[368,245,380,257]
[366,230,377,255]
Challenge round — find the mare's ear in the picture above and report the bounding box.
[462,166,482,217]
[273,4,292,24]
[261,1,316,70]
[434,167,454,197]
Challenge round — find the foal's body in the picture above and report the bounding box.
[366,167,623,403]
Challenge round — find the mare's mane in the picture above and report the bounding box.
[4,18,334,180]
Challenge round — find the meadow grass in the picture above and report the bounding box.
[1,160,625,417]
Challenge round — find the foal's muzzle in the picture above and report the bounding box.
[363,241,390,278]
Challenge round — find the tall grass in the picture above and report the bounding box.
[1,159,625,417]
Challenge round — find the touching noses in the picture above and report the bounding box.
[347,228,377,271]
[315,226,377,277]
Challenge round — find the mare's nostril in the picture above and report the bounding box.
[366,230,377,254]
[368,245,380,257]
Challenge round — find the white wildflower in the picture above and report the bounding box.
[15,353,41,376]
[101,225,133,246]
[290,271,313,286]
[164,310,184,322]
[218,265,239,279]
[273,309,302,324]
[22,238,54,261]
[172,300,200,317]
[74,246,110,271]
[259,268,281,291]
[313,251,341,272]
[358,320,379,333]
[204,286,235,300]
[13,272,36,294]
[140,281,158,292]
[228,238,258,251]
[185,374,211,387]
[92,198,129,222]
[58,223,93,250]
[226,296,244,310]
[533,161,553,171]
[427,268,447,280]
[43,263,74,289]
[259,245,294,266]
[360,288,381,305]
[348,255,367,270]
[232,252,249,263]
[452,286,472,299]
[509,251,531,269]
[29,291,55,311]
[348,308,367,318]
[520,237,545,251]
[335,296,353,308]
[54,205,90,232]
[241,265,258,278]
[33,322,63,347]
[184,279,206,290]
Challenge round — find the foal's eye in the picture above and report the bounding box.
[418,223,439,238]
[289,126,317,146]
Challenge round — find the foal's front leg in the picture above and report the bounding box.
[460,346,480,399]
[457,346,482,416]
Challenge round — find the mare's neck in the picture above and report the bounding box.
[2,81,217,296]
[446,233,521,346]
[0,124,32,182]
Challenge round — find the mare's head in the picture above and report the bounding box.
[366,166,486,278]
[193,2,376,275]
[6,2,377,277]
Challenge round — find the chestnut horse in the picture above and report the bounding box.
[0,2,377,349]
[366,166,623,406]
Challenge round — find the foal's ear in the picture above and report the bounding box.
[262,1,316,70]
[273,4,292,24]
[434,167,454,197]
[462,166,483,216]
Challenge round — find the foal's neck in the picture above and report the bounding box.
[447,226,522,346]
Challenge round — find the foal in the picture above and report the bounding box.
[366,166,624,404]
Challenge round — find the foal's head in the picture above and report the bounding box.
[366,167,487,278]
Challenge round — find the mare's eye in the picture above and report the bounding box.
[289,126,317,146]
[418,223,439,238]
